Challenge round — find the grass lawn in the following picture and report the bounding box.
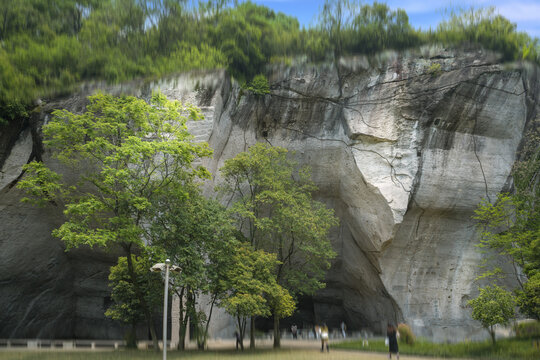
[334,337,540,360]
[0,348,377,360]
[3,338,540,360]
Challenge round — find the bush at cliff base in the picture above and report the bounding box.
[398,323,416,345]
[514,321,540,339]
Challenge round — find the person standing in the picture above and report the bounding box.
[320,323,329,352]
[361,329,369,347]
[340,321,347,338]
[387,323,399,359]
[291,324,298,339]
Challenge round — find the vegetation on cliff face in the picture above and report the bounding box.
[472,122,540,323]
[1,0,538,125]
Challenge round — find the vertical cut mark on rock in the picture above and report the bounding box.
[471,103,491,203]
[406,207,425,314]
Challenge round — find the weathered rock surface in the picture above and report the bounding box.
[1,47,538,341]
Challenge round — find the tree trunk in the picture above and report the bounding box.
[250,316,255,349]
[179,314,189,350]
[125,249,160,351]
[489,326,496,345]
[126,322,137,348]
[180,290,192,351]
[176,287,190,350]
[237,315,245,351]
[202,294,217,349]
[177,289,185,350]
[273,315,280,348]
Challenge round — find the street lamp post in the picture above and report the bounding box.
[151,259,180,360]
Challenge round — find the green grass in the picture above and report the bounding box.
[3,339,540,360]
[0,348,366,360]
[335,338,540,360]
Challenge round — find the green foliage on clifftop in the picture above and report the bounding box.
[0,1,538,125]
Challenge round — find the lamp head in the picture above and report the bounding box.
[150,263,166,272]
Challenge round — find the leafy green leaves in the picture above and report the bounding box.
[243,74,270,96]
[220,143,338,299]
[2,1,539,126]
[433,7,538,62]
[105,254,163,324]
[18,161,63,206]
[222,246,288,319]
[18,92,211,251]
[468,285,516,344]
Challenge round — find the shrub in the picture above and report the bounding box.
[245,74,270,96]
[398,323,415,345]
[514,321,540,339]
[427,63,442,75]
[468,285,516,345]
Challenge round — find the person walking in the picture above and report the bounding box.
[291,324,298,339]
[340,321,347,338]
[320,323,329,352]
[361,329,369,347]
[387,323,399,359]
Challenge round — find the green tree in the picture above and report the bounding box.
[219,143,338,348]
[517,273,540,320]
[351,2,419,53]
[221,245,294,350]
[317,0,355,58]
[105,254,164,348]
[18,92,211,350]
[211,5,265,79]
[149,191,238,350]
[433,7,538,62]
[473,123,539,319]
[468,285,516,344]
[244,74,270,95]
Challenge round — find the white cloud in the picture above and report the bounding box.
[495,2,540,22]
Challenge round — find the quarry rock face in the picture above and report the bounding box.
[1,47,538,341]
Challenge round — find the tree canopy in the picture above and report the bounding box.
[468,285,516,344]
[221,245,294,349]
[219,143,338,347]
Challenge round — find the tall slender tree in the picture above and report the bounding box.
[18,91,211,350]
[219,143,338,348]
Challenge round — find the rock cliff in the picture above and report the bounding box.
[1,46,538,341]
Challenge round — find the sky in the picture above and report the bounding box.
[252,0,540,38]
